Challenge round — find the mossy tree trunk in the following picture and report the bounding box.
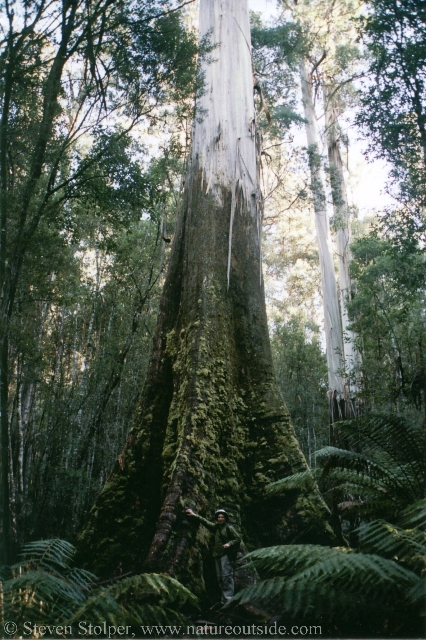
[78,0,334,592]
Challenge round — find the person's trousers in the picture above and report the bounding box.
[215,554,234,603]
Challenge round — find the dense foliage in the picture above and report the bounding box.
[349,0,426,423]
[0,0,200,561]
[349,220,426,415]
[271,319,329,463]
[0,539,198,635]
[233,414,426,636]
[357,0,426,208]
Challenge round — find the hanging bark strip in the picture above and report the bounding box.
[77,0,335,590]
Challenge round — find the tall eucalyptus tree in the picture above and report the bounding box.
[323,88,360,396]
[271,0,361,418]
[299,61,347,420]
[78,0,334,589]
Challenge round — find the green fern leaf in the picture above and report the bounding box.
[401,498,426,531]
[267,470,320,493]
[335,414,425,496]
[234,545,419,617]
[408,577,426,604]
[359,520,426,561]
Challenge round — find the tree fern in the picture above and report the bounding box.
[331,413,425,502]
[268,451,414,509]
[358,520,426,565]
[268,414,425,522]
[18,539,77,571]
[234,533,423,628]
[0,540,198,634]
[67,574,198,628]
[401,498,426,530]
[1,539,94,626]
[267,469,320,493]
[236,414,426,635]
[335,414,425,479]
[409,577,426,605]
[317,446,417,504]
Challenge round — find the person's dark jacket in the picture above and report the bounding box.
[194,515,240,558]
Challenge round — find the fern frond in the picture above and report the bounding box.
[242,544,350,576]
[65,567,97,590]
[339,498,402,521]
[234,545,419,617]
[237,578,377,618]
[408,577,426,604]
[3,540,95,625]
[358,520,426,562]
[111,573,198,609]
[316,446,414,503]
[17,539,75,572]
[319,467,394,494]
[266,470,320,494]
[334,414,425,497]
[3,570,88,620]
[2,538,198,632]
[292,552,414,596]
[65,584,121,625]
[67,574,198,628]
[401,498,426,531]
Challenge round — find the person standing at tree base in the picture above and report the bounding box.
[186,508,240,604]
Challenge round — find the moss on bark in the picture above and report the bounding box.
[76,168,335,593]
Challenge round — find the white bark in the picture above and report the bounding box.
[323,88,361,394]
[300,62,346,404]
[192,0,261,284]
[193,0,257,199]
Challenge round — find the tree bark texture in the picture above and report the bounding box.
[78,0,334,591]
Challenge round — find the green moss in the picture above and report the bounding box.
[76,179,335,591]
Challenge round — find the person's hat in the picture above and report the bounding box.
[214,509,229,521]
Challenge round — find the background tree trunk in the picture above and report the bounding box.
[324,85,361,409]
[77,0,335,593]
[300,62,348,424]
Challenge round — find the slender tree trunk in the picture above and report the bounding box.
[300,62,348,423]
[75,229,163,467]
[0,333,12,564]
[78,0,335,590]
[71,304,80,385]
[323,86,360,408]
[0,19,15,566]
[0,2,77,563]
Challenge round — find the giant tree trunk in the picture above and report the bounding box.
[78,0,334,592]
